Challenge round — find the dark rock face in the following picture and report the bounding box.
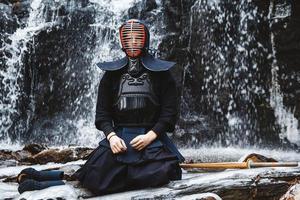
[0,145,93,165]
[273,1,300,121]
[21,6,97,144]
[0,0,299,148]
[1,1,99,144]
[156,0,299,148]
[23,143,47,154]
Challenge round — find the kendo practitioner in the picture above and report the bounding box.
[16,19,185,195]
[73,19,185,195]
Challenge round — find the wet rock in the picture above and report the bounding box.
[280,183,300,200]
[0,3,18,34]
[0,159,18,168]
[59,164,81,181]
[11,0,31,18]
[0,149,15,160]
[0,149,31,162]
[11,149,32,161]
[144,0,157,12]
[272,1,300,123]
[182,193,222,200]
[128,0,158,19]
[18,184,79,200]
[22,146,93,164]
[0,151,299,199]
[74,147,94,160]
[239,153,278,163]
[22,143,48,155]
[1,144,93,164]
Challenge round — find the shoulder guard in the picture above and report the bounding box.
[96,54,176,71]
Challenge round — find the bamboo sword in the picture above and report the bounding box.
[180,161,299,169]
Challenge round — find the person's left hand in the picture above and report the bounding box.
[130,130,158,151]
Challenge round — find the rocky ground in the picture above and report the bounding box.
[0,144,300,200]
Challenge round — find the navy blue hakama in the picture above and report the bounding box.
[73,127,182,195]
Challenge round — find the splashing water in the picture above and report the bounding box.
[185,0,270,146]
[0,0,50,145]
[269,0,300,146]
[0,0,298,150]
[73,0,138,146]
[0,0,165,147]
[75,0,165,147]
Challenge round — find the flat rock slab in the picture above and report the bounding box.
[87,166,300,200]
[280,183,300,200]
[1,161,300,200]
[0,145,93,165]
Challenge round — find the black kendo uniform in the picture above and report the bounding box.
[73,19,185,196]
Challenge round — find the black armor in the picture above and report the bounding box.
[112,58,160,127]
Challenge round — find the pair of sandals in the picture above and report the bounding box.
[17,168,65,194]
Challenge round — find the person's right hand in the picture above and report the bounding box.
[108,134,127,154]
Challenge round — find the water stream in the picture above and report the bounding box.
[0,0,299,153]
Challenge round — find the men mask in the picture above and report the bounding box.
[119,19,149,58]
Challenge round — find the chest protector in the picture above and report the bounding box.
[112,58,160,126]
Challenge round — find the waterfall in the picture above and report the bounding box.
[0,0,165,147]
[185,0,272,146]
[0,0,298,149]
[71,0,164,147]
[0,0,50,146]
[73,0,138,146]
[269,1,300,146]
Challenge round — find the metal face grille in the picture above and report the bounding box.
[120,20,147,58]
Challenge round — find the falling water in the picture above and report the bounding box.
[74,0,165,147]
[0,0,165,147]
[269,1,300,146]
[0,0,299,149]
[0,0,50,145]
[185,0,271,146]
[73,0,138,146]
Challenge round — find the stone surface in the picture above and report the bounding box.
[1,161,299,200]
[0,145,93,165]
[273,1,300,122]
[0,146,299,199]
[23,147,93,164]
[22,143,48,155]
[280,183,300,200]
[239,153,278,163]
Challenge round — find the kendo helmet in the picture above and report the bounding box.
[97,19,176,71]
[119,19,150,58]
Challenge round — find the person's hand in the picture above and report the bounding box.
[130,130,158,151]
[107,132,127,154]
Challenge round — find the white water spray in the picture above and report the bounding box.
[0,0,50,146]
[70,0,165,147]
[269,1,300,146]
